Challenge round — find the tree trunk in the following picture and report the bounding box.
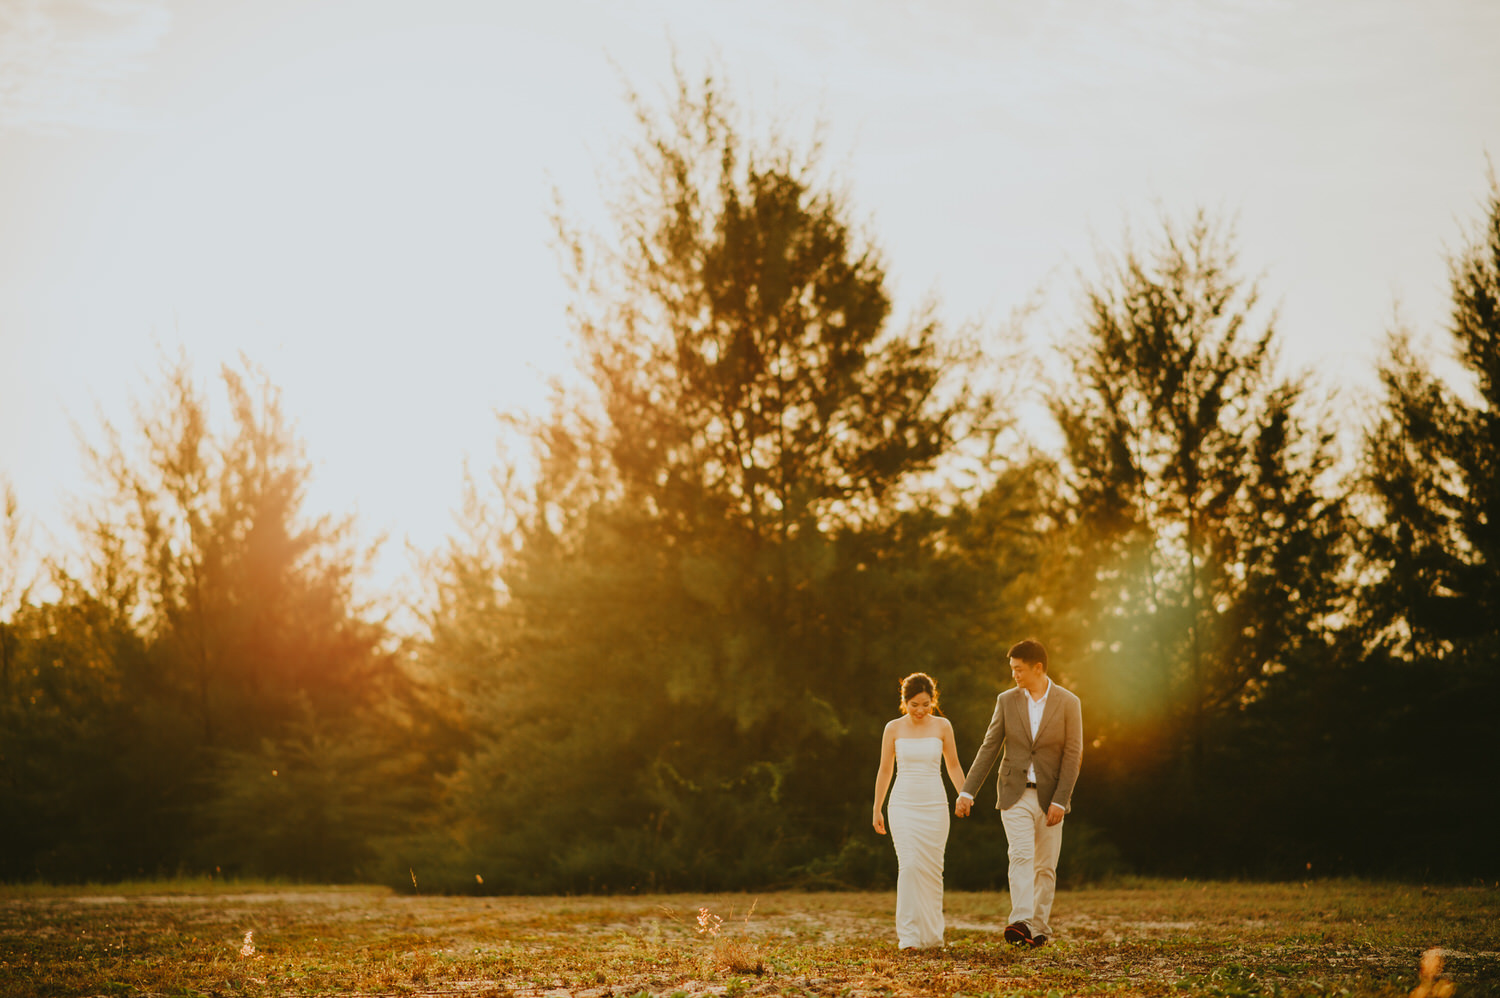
[1185,502,1204,789]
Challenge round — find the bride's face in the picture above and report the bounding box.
[904,692,933,720]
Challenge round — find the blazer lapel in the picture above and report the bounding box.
[1011,690,1033,748]
[1035,689,1062,745]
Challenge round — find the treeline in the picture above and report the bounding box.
[2,75,1497,889]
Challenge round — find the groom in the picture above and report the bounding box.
[955,639,1083,949]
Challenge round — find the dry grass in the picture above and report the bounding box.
[1,879,1495,997]
[694,902,765,978]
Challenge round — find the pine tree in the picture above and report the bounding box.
[1352,175,1500,878]
[412,69,1014,891]
[1047,213,1349,869]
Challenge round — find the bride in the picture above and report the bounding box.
[872,672,967,949]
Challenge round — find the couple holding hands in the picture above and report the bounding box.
[872,640,1084,950]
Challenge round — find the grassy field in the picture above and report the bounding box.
[2,879,1495,998]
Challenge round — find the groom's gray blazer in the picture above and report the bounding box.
[961,682,1083,813]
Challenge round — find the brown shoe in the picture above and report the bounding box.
[1003,921,1033,946]
[1027,934,1049,948]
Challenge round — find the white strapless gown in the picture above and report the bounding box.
[888,736,950,949]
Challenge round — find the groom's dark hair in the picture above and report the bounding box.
[1008,639,1048,670]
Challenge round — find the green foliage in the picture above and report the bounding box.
[199,701,433,881]
[73,356,394,746]
[0,592,193,880]
[0,355,425,881]
[1362,176,1500,658]
[405,69,1039,893]
[1340,174,1500,879]
[1046,212,1352,872]
[7,68,1500,889]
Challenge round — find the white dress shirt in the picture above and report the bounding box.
[1024,678,1051,783]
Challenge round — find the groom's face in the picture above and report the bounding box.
[1009,656,1046,691]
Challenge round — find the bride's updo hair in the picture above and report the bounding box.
[899,672,941,715]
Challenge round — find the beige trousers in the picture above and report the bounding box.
[1000,788,1064,936]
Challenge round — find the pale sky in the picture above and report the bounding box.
[2,0,1498,610]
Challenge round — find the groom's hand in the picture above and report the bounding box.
[954,797,971,818]
[1046,804,1065,826]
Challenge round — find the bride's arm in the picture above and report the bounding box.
[872,723,896,835]
[942,720,966,791]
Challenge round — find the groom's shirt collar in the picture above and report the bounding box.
[1025,677,1052,705]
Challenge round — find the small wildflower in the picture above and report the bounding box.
[238,931,255,958]
[475,874,483,885]
[696,907,724,937]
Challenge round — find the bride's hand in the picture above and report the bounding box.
[872,810,886,835]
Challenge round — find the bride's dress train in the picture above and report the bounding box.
[888,736,949,949]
